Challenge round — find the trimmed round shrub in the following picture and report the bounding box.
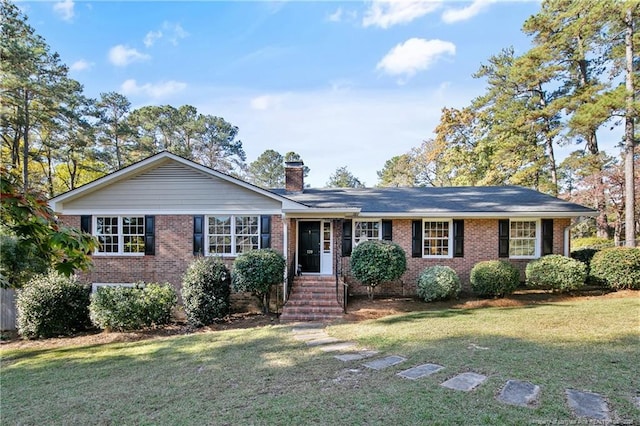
[182,257,231,326]
[233,249,285,313]
[590,247,640,290]
[417,265,461,302]
[17,272,91,339]
[350,240,407,299]
[90,283,177,331]
[525,255,586,292]
[470,260,520,298]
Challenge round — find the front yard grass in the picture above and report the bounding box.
[1,293,638,425]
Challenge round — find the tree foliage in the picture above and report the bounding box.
[350,240,406,299]
[232,249,285,313]
[248,150,309,188]
[326,166,365,188]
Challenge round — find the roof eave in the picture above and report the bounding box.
[356,211,597,218]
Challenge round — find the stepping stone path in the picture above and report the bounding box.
[397,363,444,380]
[289,324,620,421]
[565,389,610,421]
[363,355,407,370]
[497,380,541,408]
[441,372,487,392]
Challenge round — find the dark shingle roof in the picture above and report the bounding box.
[271,186,595,215]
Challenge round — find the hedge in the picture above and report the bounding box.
[525,255,586,292]
[182,257,231,326]
[470,260,520,297]
[590,247,640,290]
[416,265,461,302]
[350,240,406,298]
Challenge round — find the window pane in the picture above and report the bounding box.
[236,235,259,254]
[236,216,259,236]
[423,221,450,256]
[122,217,145,253]
[96,217,118,253]
[509,220,536,257]
[354,221,380,245]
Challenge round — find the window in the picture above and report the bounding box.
[95,216,145,255]
[423,220,452,257]
[323,221,331,253]
[509,220,538,258]
[353,220,380,246]
[207,215,259,256]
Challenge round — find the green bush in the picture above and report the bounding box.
[525,255,586,292]
[0,229,49,288]
[470,260,520,298]
[350,240,407,299]
[590,247,640,290]
[16,272,91,339]
[182,257,231,326]
[90,283,177,331]
[232,249,286,313]
[570,248,599,277]
[416,265,461,302]
[571,237,613,250]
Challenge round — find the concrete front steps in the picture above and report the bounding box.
[280,275,345,322]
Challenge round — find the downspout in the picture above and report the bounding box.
[282,214,288,303]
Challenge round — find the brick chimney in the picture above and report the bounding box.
[285,161,304,193]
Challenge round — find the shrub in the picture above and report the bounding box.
[470,260,520,298]
[232,249,286,313]
[525,255,586,292]
[90,283,177,331]
[182,257,231,326]
[590,247,640,290]
[350,240,407,299]
[416,266,461,302]
[570,248,599,277]
[571,237,613,250]
[0,229,49,288]
[16,272,91,339]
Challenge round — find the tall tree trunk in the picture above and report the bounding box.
[624,7,636,247]
[22,89,29,194]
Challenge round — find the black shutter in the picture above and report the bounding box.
[260,215,271,249]
[453,219,464,258]
[342,220,352,257]
[193,215,204,256]
[498,219,510,258]
[541,219,553,255]
[80,215,91,233]
[144,215,155,255]
[382,220,393,241]
[412,220,422,258]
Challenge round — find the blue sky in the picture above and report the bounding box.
[20,0,620,187]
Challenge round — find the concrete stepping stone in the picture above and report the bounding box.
[291,324,325,333]
[305,337,341,346]
[441,372,487,391]
[497,380,541,407]
[363,355,407,370]
[292,332,329,341]
[319,342,357,352]
[565,389,610,421]
[397,363,444,380]
[334,351,379,362]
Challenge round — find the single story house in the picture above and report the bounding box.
[50,151,596,321]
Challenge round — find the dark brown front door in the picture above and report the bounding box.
[299,221,320,273]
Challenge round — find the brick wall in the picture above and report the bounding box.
[340,218,571,297]
[60,214,284,312]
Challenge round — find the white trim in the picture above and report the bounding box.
[352,218,382,247]
[91,283,137,293]
[422,219,454,259]
[357,211,595,219]
[63,209,284,216]
[93,215,146,256]
[508,218,541,259]
[204,214,261,257]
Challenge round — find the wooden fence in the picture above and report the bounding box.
[1,288,17,331]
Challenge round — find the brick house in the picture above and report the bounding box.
[50,151,596,321]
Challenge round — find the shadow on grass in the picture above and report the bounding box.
[376,308,473,324]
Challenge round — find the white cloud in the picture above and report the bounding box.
[377,38,456,80]
[120,79,187,99]
[362,0,441,29]
[441,0,494,24]
[144,30,162,47]
[328,7,343,22]
[108,45,151,67]
[53,0,74,21]
[250,94,285,111]
[69,59,93,72]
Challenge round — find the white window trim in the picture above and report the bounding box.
[352,219,382,247]
[422,218,453,259]
[93,215,145,256]
[509,218,541,259]
[205,214,260,257]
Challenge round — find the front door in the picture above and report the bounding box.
[299,221,321,273]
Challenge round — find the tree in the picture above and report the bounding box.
[193,115,246,176]
[248,149,284,188]
[232,249,285,313]
[0,169,97,287]
[376,154,416,187]
[350,240,407,299]
[284,151,310,180]
[1,0,70,193]
[326,166,365,188]
[95,92,133,170]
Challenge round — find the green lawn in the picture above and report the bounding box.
[1,294,639,425]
